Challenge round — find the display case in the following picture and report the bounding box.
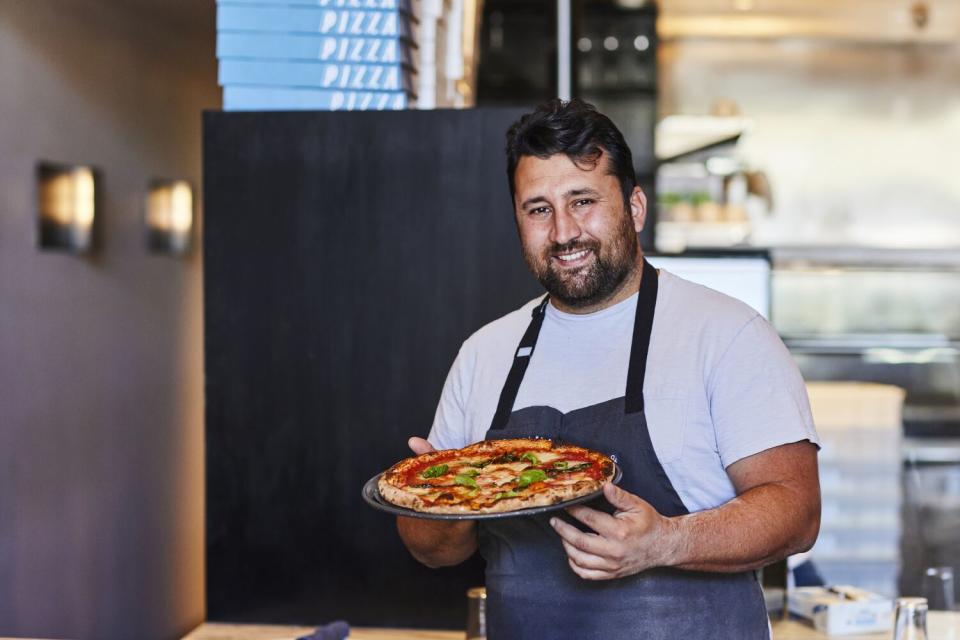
[772,247,960,598]
[774,249,960,439]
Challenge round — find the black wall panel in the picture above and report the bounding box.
[203,109,542,628]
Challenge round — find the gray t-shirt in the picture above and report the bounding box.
[428,269,819,513]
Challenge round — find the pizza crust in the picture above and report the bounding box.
[378,438,615,515]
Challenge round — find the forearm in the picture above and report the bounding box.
[662,481,820,573]
[397,517,478,568]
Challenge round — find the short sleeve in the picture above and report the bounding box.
[708,316,820,468]
[427,345,473,451]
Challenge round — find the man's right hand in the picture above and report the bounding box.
[395,437,479,568]
[407,436,435,456]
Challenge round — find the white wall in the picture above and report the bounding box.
[659,39,960,247]
[0,1,217,638]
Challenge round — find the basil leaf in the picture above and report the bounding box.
[552,461,569,470]
[517,468,548,489]
[420,464,449,479]
[454,474,478,489]
[494,490,520,501]
[520,452,540,465]
[460,468,480,477]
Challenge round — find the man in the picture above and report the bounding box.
[397,99,820,639]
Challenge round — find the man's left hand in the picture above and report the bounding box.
[549,482,675,580]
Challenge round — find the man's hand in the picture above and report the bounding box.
[407,436,435,456]
[396,437,478,568]
[550,441,820,579]
[550,483,674,580]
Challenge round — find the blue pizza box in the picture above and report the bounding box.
[222,85,410,110]
[216,32,415,67]
[219,59,415,92]
[216,0,414,12]
[216,5,415,38]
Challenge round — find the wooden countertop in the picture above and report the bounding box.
[183,613,960,640]
[182,625,461,640]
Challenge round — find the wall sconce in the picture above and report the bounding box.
[36,162,98,253]
[146,179,193,256]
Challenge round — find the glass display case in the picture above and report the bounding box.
[774,249,960,439]
[772,247,960,598]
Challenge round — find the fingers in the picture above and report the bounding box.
[559,538,617,573]
[551,491,664,581]
[566,559,616,581]
[550,521,621,580]
[564,503,621,537]
[549,515,612,557]
[603,482,644,511]
[408,437,435,455]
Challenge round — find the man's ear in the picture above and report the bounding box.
[629,186,647,233]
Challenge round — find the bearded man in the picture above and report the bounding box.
[395,99,821,640]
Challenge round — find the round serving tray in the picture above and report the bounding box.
[361,463,622,521]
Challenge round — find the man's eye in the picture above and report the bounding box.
[574,199,594,207]
[530,206,550,215]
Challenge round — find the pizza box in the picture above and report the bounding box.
[216,5,416,38]
[216,0,413,11]
[788,586,892,636]
[218,59,416,92]
[216,32,415,67]
[222,86,411,110]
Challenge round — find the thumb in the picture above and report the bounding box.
[603,481,648,512]
[408,437,436,455]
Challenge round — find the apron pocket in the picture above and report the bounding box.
[643,385,687,463]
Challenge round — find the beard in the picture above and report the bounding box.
[523,213,639,310]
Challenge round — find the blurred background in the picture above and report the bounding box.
[1,1,959,638]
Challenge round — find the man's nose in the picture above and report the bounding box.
[550,208,582,245]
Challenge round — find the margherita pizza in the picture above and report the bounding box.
[378,438,616,515]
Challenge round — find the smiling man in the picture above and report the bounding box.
[396,99,821,639]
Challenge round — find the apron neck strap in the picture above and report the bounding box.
[625,258,658,414]
[489,296,550,430]
[488,258,659,430]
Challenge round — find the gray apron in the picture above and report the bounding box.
[480,259,770,640]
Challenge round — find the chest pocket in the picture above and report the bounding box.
[642,384,687,464]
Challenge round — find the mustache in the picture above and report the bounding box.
[547,240,600,255]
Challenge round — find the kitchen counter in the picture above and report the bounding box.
[183,613,960,640]
[181,624,460,640]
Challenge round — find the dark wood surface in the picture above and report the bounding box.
[202,108,543,628]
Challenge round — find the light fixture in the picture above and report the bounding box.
[36,162,98,253]
[145,179,193,256]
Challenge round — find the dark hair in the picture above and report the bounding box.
[505,98,636,206]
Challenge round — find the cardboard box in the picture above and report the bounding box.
[217,5,415,38]
[219,59,415,92]
[222,86,410,110]
[217,33,414,66]
[788,586,892,636]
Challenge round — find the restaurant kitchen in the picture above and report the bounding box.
[1,1,959,639]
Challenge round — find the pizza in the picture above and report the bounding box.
[378,438,616,515]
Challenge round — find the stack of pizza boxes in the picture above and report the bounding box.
[215,0,419,111]
[804,381,905,598]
